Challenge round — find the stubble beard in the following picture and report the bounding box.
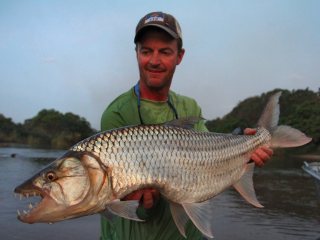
[141,67,175,92]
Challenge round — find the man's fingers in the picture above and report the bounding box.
[122,190,143,201]
[244,128,256,135]
[250,152,264,167]
[261,146,273,156]
[142,191,154,209]
[151,189,160,200]
[251,147,274,167]
[257,148,270,161]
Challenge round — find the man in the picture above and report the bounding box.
[100,11,273,240]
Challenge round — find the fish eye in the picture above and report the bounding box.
[46,172,57,181]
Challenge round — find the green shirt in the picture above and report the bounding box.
[100,87,207,240]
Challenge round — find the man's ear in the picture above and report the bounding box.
[177,48,185,65]
[135,44,139,59]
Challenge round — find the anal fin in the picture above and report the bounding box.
[182,198,216,239]
[233,163,263,208]
[169,201,190,238]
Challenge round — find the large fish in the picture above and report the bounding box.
[14,92,311,238]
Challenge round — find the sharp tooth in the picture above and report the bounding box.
[23,210,28,215]
[26,193,29,198]
[17,210,21,216]
[20,194,23,200]
[29,203,33,209]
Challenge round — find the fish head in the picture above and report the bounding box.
[14,151,113,223]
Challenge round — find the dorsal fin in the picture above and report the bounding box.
[257,91,281,131]
[164,117,203,129]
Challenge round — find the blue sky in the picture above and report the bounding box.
[1,0,319,130]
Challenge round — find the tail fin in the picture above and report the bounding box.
[257,91,312,148]
[233,92,312,209]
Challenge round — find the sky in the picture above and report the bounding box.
[0,0,319,130]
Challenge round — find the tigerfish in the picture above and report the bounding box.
[14,92,311,238]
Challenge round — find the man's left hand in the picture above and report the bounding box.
[244,128,273,167]
[122,188,160,209]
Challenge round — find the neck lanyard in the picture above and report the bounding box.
[134,82,178,125]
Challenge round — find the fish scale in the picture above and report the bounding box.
[70,124,270,202]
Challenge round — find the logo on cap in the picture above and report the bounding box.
[144,13,164,24]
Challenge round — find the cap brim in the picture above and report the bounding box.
[134,24,179,43]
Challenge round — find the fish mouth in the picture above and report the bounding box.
[14,186,58,223]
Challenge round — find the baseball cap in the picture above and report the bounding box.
[134,12,183,45]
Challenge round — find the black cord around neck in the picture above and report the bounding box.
[134,82,178,124]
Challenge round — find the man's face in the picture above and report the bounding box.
[136,29,184,91]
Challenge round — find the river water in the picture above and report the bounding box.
[0,147,319,240]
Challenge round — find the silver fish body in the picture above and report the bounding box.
[71,124,271,203]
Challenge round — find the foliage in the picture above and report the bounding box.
[0,114,18,143]
[1,88,319,150]
[206,89,320,150]
[0,110,96,149]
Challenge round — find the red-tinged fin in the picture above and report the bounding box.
[106,200,144,222]
[233,163,264,208]
[258,91,312,148]
[257,91,281,130]
[270,126,312,148]
[169,201,190,238]
[182,199,216,239]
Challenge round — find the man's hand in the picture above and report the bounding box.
[244,128,274,167]
[122,188,160,209]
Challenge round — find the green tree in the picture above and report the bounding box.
[0,114,16,143]
[23,109,96,149]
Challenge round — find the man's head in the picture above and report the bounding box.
[134,12,183,52]
[134,12,185,100]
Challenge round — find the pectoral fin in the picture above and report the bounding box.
[233,163,263,208]
[169,201,190,238]
[182,198,216,239]
[100,208,116,222]
[106,200,144,221]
